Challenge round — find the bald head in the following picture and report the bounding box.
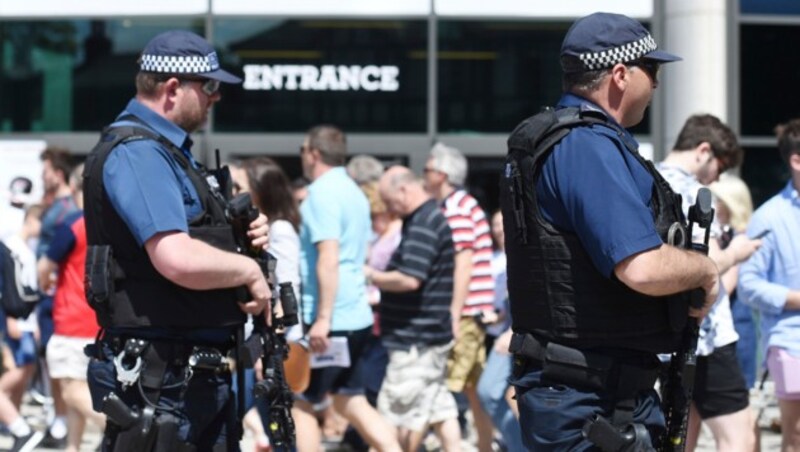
[379,165,429,217]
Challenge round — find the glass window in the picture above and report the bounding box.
[463,156,504,216]
[740,25,800,136]
[740,146,789,208]
[437,20,652,135]
[213,19,427,133]
[740,0,800,15]
[437,21,566,134]
[0,19,204,132]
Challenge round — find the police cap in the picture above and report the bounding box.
[560,12,681,73]
[138,30,241,84]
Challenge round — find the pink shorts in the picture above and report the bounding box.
[767,347,800,401]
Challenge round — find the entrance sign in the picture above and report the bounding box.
[243,64,400,92]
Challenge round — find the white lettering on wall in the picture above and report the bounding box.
[243,64,400,92]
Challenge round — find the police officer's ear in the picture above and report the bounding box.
[162,77,183,99]
[609,63,630,91]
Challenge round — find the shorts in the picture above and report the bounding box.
[301,326,373,404]
[46,334,93,380]
[446,317,486,392]
[5,331,37,367]
[693,342,750,419]
[378,342,458,432]
[767,347,800,401]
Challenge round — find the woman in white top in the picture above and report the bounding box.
[239,157,302,336]
[232,157,303,452]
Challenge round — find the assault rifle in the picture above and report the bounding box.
[661,188,715,451]
[229,192,298,448]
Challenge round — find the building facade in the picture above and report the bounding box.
[0,0,796,211]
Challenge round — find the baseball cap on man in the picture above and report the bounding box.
[139,30,242,84]
[560,12,681,73]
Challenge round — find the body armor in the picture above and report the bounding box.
[500,107,688,353]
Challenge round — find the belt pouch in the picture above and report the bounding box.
[541,343,613,391]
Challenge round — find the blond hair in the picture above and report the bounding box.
[361,182,387,215]
[709,174,753,233]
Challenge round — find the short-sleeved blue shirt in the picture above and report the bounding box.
[103,99,202,247]
[299,167,373,331]
[46,211,83,263]
[536,93,663,278]
[37,196,79,259]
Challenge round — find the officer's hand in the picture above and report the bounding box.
[240,266,271,316]
[308,320,331,354]
[727,234,762,265]
[689,268,720,320]
[248,213,270,250]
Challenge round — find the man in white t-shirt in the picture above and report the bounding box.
[657,114,762,451]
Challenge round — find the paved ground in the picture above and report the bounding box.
[0,386,784,451]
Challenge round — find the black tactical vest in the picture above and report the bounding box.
[499,107,689,353]
[83,120,246,329]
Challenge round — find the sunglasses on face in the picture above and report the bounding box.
[629,59,661,82]
[178,77,221,96]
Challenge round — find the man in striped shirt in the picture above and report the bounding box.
[425,143,495,452]
[367,166,460,451]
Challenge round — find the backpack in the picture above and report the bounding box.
[0,241,40,318]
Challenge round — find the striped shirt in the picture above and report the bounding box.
[380,199,455,351]
[441,189,495,315]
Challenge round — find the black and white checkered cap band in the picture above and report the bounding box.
[578,34,658,70]
[140,52,219,74]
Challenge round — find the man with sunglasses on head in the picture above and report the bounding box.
[83,30,271,451]
[657,114,761,451]
[500,12,722,450]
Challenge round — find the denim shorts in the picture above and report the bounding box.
[6,331,37,367]
[300,326,373,404]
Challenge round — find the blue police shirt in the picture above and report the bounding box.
[536,93,663,278]
[103,99,202,247]
[103,99,232,342]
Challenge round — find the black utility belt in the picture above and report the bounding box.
[101,335,234,374]
[510,333,659,399]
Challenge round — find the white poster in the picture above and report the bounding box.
[0,140,46,239]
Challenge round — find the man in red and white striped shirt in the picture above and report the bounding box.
[425,143,496,452]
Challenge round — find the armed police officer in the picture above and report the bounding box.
[500,13,721,451]
[83,31,271,451]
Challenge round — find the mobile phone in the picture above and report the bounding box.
[753,229,771,239]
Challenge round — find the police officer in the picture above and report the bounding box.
[499,13,721,451]
[83,30,271,451]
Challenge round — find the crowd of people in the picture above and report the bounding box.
[0,12,799,452]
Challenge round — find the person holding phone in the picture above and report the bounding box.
[739,119,800,451]
[657,114,763,452]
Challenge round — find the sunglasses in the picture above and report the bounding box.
[629,59,661,82]
[179,77,221,96]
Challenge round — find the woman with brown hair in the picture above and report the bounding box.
[237,157,302,323]
[231,157,305,451]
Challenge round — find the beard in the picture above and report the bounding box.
[174,104,208,133]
